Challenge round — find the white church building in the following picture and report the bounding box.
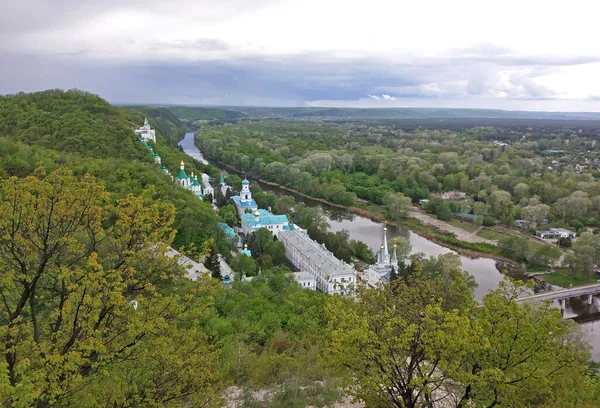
[364,222,399,287]
[134,118,156,143]
[175,161,204,199]
[231,178,258,218]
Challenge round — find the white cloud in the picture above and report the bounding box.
[2,0,600,110]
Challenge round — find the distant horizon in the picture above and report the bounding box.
[4,1,600,112]
[115,102,600,115]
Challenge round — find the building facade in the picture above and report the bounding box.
[279,229,355,296]
[231,178,258,218]
[175,161,204,199]
[201,173,215,198]
[134,118,156,143]
[364,222,399,286]
[294,271,317,290]
[241,209,290,237]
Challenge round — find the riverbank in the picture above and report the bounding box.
[211,157,509,262]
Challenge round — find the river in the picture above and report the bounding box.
[179,132,600,359]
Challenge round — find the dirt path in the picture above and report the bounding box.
[409,211,495,245]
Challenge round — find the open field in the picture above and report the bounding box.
[448,219,479,233]
[542,268,599,288]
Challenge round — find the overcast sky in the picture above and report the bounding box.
[3,0,600,110]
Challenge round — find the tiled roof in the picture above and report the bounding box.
[218,222,237,238]
[176,169,188,180]
[242,209,288,228]
[231,196,257,209]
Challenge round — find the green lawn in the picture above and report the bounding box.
[526,265,551,273]
[448,219,479,233]
[541,268,600,288]
[477,229,507,240]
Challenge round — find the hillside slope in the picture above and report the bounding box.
[166,106,246,121]
[0,89,228,254]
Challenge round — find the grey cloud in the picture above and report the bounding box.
[0,0,274,35]
[144,38,231,52]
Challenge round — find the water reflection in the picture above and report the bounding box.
[257,183,504,301]
[178,132,208,164]
[179,132,599,359]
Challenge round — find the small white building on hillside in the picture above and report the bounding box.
[134,118,156,143]
[165,248,209,281]
[201,173,215,198]
[294,271,317,290]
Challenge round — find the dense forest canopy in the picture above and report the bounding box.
[198,120,600,235]
[1,90,600,406]
[0,89,229,255]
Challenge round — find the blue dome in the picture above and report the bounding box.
[242,179,249,185]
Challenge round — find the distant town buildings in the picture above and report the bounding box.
[430,191,466,200]
[536,228,577,240]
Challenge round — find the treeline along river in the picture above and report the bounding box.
[179,132,600,360]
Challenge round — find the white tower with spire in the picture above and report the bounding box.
[240,177,252,203]
[371,221,398,281]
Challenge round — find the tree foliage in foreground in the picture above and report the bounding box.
[0,169,220,407]
[326,273,594,407]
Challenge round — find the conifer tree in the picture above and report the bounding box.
[204,246,222,280]
[389,266,398,281]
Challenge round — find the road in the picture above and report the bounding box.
[410,210,495,244]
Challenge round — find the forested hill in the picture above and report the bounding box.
[0,89,228,254]
[122,105,188,146]
[165,105,600,121]
[0,89,147,159]
[165,106,247,122]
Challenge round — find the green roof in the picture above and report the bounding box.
[176,168,188,180]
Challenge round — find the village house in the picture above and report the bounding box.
[431,191,466,200]
[536,228,577,240]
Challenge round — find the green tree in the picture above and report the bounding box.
[531,244,561,268]
[453,280,587,406]
[0,169,220,407]
[204,245,222,280]
[219,204,239,227]
[327,276,588,408]
[326,271,473,408]
[275,195,296,215]
[435,201,453,221]
[383,192,412,220]
[231,254,258,277]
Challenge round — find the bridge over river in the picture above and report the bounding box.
[516,283,600,313]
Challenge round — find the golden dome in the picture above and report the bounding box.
[254,210,260,216]
[180,160,184,166]
[394,243,397,247]
[244,243,248,248]
[380,244,384,249]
